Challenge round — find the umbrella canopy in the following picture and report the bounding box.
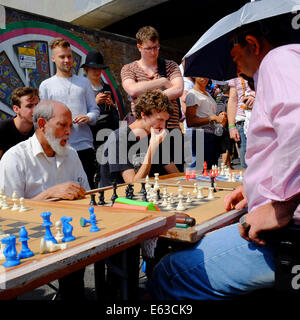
[183,0,300,81]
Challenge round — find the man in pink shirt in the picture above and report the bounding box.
[147,15,300,299]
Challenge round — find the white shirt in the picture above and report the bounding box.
[185,88,217,132]
[0,134,90,198]
[39,75,100,151]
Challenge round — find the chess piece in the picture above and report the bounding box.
[18,226,34,259]
[2,235,20,267]
[193,183,198,194]
[186,192,192,203]
[98,190,106,205]
[176,193,186,211]
[55,220,64,243]
[239,171,243,181]
[11,191,19,211]
[207,187,215,199]
[40,238,67,254]
[203,161,208,176]
[41,211,57,244]
[145,175,150,189]
[197,185,204,199]
[111,181,118,203]
[166,197,173,210]
[19,197,28,212]
[0,233,11,259]
[89,194,97,206]
[161,192,168,207]
[61,216,75,242]
[231,172,236,182]
[1,196,10,210]
[0,189,4,208]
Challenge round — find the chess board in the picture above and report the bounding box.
[59,172,246,243]
[0,198,175,298]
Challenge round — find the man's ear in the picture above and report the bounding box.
[37,118,47,131]
[51,55,55,62]
[12,105,19,114]
[245,35,260,55]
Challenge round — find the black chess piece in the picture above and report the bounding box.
[128,184,134,199]
[125,185,130,199]
[210,176,217,192]
[140,182,146,194]
[98,190,106,205]
[89,194,97,206]
[142,190,148,202]
[111,181,118,203]
[156,189,161,201]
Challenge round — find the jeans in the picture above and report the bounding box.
[236,122,247,169]
[147,223,275,300]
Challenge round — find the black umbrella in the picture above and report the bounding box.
[183,0,300,80]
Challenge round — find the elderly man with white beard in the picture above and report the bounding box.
[0,100,89,201]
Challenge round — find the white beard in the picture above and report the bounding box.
[45,126,68,157]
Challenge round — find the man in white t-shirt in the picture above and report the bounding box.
[39,38,99,188]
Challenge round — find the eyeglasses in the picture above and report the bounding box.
[141,46,160,52]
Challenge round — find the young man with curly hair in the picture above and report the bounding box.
[99,89,180,187]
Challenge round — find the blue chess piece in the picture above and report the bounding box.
[89,213,100,232]
[2,235,20,267]
[41,211,57,244]
[61,216,75,242]
[18,226,34,259]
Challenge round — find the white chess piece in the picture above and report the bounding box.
[197,185,204,199]
[0,189,4,208]
[231,172,236,182]
[55,220,64,243]
[169,192,174,204]
[40,238,67,254]
[176,193,186,211]
[19,197,28,212]
[186,192,192,203]
[166,197,172,210]
[1,196,9,210]
[177,185,183,199]
[239,171,243,181]
[11,191,19,211]
[193,183,198,194]
[145,175,150,189]
[207,187,215,199]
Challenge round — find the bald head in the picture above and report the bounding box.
[33,100,71,130]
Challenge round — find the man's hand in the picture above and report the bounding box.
[149,127,167,150]
[34,182,86,200]
[238,201,294,246]
[224,185,247,211]
[73,115,90,124]
[95,92,114,106]
[229,127,240,142]
[244,95,255,108]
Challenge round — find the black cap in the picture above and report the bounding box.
[80,51,108,69]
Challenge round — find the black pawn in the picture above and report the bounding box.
[111,181,118,203]
[156,189,161,201]
[89,194,97,206]
[210,176,217,192]
[140,182,146,194]
[98,190,106,205]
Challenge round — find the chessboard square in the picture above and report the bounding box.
[30,225,44,232]
[5,227,20,234]
[7,222,28,228]
[30,231,44,238]
[0,218,5,222]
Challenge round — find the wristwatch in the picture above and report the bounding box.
[239,215,250,230]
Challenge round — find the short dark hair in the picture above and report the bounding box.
[11,87,39,107]
[231,13,299,49]
[134,90,173,119]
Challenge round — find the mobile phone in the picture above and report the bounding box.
[104,91,111,95]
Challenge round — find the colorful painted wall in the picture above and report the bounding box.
[0,7,182,120]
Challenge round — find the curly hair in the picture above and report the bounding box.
[136,26,159,45]
[134,90,173,119]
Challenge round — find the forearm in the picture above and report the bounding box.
[186,115,215,127]
[163,85,183,101]
[227,98,237,126]
[124,78,167,97]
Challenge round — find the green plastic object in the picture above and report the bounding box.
[114,197,158,211]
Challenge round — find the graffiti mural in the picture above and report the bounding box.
[0,51,24,109]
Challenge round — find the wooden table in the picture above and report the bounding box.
[0,199,175,299]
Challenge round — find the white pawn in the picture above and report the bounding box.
[169,192,174,204]
[55,220,64,243]
[19,197,28,212]
[166,197,173,210]
[177,185,183,199]
[207,187,215,199]
[1,196,10,210]
[186,192,192,203]
[193,183,198,194]
[176,193,185,211]
[197,186,204,199]
[11,191,19,211]
[145,175,150,189]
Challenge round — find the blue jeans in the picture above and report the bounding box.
[147,223,275,300]
[236,122,247,169]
